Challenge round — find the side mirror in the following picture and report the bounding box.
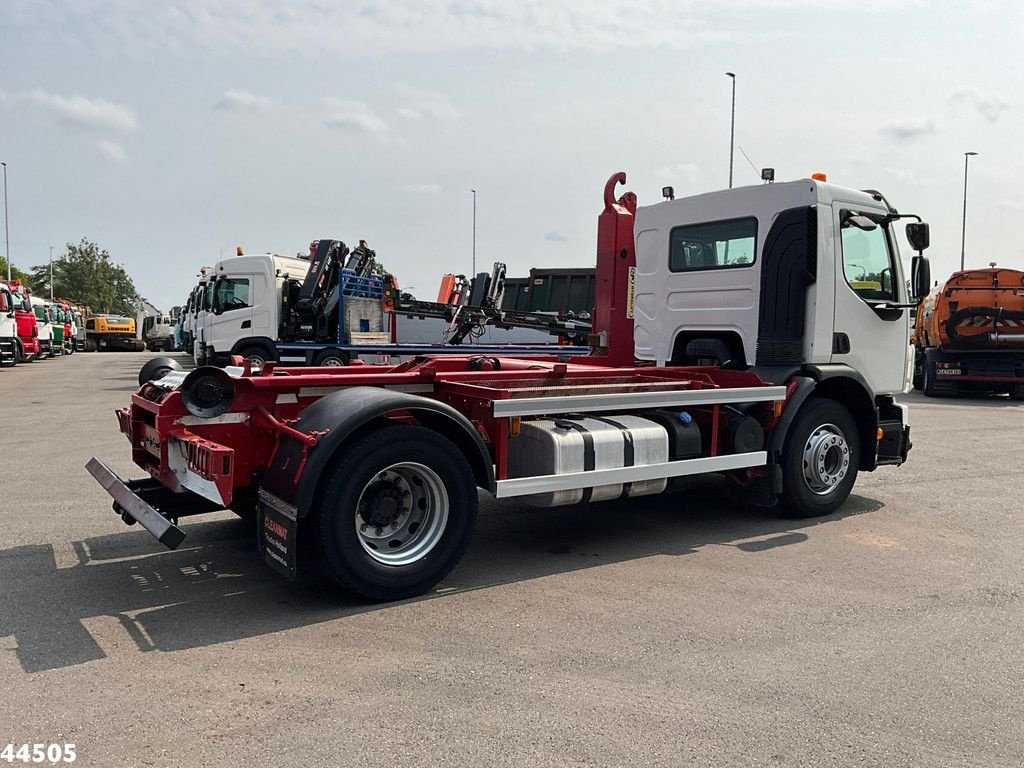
[906,222,930,252]
[911,255,931,301]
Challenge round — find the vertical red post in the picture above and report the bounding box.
[574,172,637,367]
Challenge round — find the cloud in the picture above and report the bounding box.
[97,140,128,162]
[0,0,755,57]
[996,200,1024,212]
[321,98,395,143]
[395,85,460,121]
[655,162,700,180]
[401,183,443,195]
[215,89,274,112]
[879,119,937,142]
[544,231,568,242]
[6,88,137,133]
[949,88,1009,123]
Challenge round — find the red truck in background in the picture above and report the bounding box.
[2,280,41,362]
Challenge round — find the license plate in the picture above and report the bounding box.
[258,491,297,579]
[936,368,961,376]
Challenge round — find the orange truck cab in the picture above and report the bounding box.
[913,267,1024,398]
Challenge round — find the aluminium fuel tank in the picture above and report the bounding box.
[506,415,668,507]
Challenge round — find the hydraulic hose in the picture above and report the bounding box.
[945,306,1024,345]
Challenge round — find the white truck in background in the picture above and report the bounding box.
[29,295,54,359]
[0,283,17,366]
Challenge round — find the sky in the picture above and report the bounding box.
[1,0,1022,312]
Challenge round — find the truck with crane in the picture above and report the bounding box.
[912,266,1024,398]
[194,241,589,368]
[87,171,931,602]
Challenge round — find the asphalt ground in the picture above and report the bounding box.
[1,351,1022,767]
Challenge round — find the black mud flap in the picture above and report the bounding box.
[258,489,298,579]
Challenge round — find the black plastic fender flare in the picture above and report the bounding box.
[768,364,879,472]
[259,386,494,518]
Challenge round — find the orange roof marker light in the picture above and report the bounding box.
[236,246,244,256]
[811,172,828,182]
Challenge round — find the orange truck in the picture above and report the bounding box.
[913,267,1024,398]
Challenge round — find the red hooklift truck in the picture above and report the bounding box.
[88,172,932,601]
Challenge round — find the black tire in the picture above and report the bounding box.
[1010,384,1024,401]
[313,348,350,367]
[314,424,478,601]
[84,338,98,352]
[780,398,860,518]
[236,345,275,368]
[138,356,183,386]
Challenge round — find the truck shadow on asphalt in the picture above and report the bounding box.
[1,480,882,674]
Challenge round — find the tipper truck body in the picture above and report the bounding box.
[88,172,932,602]
[913,267,1024,398]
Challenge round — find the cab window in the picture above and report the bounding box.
[840,213,897,302]
[214,278,250,311]
[669,217,757,272]
[0,292,7,311]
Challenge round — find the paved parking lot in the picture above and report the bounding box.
[2,351,1023,767]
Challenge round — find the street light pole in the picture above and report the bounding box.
[2,162,9,281]
[726,72,736,189]
[50,246,54,299]
[471,189,477,276]
[960,151,978,272]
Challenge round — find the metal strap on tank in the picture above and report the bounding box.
[587,416,635,498]
[555,420,596,503]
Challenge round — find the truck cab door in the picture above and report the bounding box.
[829,203,910,394]
[208,275,254,356]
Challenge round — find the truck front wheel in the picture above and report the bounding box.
[780,398,859,518]
[314,424,478,601]
[237,345,274,368]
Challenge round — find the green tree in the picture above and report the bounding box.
[31,239,139,315]
[0,256,32,284]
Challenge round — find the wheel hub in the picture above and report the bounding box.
[358,479,409,528]
[801,423,850,495]
[354,463,449,566]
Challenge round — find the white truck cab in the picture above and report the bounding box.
[201,253,309,366]
[634,178,913,396]
[29,296,54,358]
[191,276,213,364]
[0,284,17,366]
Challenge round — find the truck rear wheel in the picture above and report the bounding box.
[314,424,478,601]
[780,398,859,518]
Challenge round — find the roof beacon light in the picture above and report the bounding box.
[811,172,828,182]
